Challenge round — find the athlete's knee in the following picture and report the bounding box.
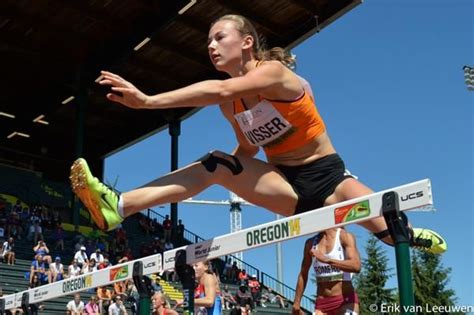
[373,212,411,246]
[198,150,243,176]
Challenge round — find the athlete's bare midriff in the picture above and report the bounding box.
[267,132,337,166]
[317,281,356,297]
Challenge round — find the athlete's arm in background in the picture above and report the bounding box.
[194,274,218,308]
[323,230,361,273]
[292,238,313,315]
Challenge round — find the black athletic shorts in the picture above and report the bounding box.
[275,153,353,214]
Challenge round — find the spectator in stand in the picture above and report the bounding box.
[33,240,52,264]
[164,239,174,251]
[238,269,249,286]
[96,237,108,253]
[162,215,172,241]
[40,206,52,230]
[75,238,85,253]
[6,210,22,240]
[85,295,100,315]
[66,293,85,315]
[152,218,163,238]
[74,246,89,268]
[53,223,65,251]
[85,239,95,257]
[221,284,237,310]
[51,209,61,228]
[97,286,113,313]
[235,284,254,312]
[140,242,153,257]
[150,274,162,292]
[29,207,41,227]
[247,275,262,306]
[29,255,49,285]
[108,238,119,263]
[19,206,30,232]
[115,226,128,249]
[98,258,110,270]
[1,236,16,265]
[259,287,288,309]
[118,248,133,263]
[176,219,185,246]
[50,256,65,282]
[230,261,240,284]
[126,281,139,315]
[113,280,128,301]
[68,259,82,278]
[12,200,22,213]
[27,220,43,244]
[151,237,164,255]
[152,291,178,315]
[83,258,98,274]
[222,258,232,281]
[138,216,151,235]
[90,248,105,263]
[108,296,128,315]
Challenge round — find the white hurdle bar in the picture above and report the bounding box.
[163,179,432,269]
[1,179,432,311]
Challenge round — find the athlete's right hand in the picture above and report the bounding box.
[98,71,150,109]
[291,304,304,315]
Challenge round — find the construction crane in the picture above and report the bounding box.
[180,192,252,268]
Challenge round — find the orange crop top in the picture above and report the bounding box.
[233,76,326,156]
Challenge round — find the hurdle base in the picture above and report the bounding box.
[382,191,415,315]
[132,261,153,315]
[175,249,195,315]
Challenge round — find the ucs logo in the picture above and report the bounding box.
[144,261,156,269]
[401,191,423,201]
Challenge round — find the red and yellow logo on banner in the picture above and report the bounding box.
[334,200,370,224]
[109,265,129,281]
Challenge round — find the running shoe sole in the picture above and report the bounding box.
[70,158,108,230]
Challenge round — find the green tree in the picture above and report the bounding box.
[354,235,396,313]
[412,250,463,314]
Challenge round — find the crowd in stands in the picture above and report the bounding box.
[1,198,288,314]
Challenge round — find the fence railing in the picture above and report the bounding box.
[261,271,314,313]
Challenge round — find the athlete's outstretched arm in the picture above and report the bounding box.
[292,239,313,315]
[98,63,286,109]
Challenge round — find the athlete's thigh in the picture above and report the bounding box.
[335,302,358,315]
[212,151,298,216]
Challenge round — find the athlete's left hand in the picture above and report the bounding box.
[98,71,150,109]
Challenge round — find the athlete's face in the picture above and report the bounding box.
[193,261,208,279]
[152,293,164,309]
[208,20,253,72]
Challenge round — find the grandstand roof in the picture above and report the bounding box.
[0,0,360,179]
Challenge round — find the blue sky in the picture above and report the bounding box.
[105,0,473,306]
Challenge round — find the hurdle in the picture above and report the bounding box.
[0,179,432,314]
